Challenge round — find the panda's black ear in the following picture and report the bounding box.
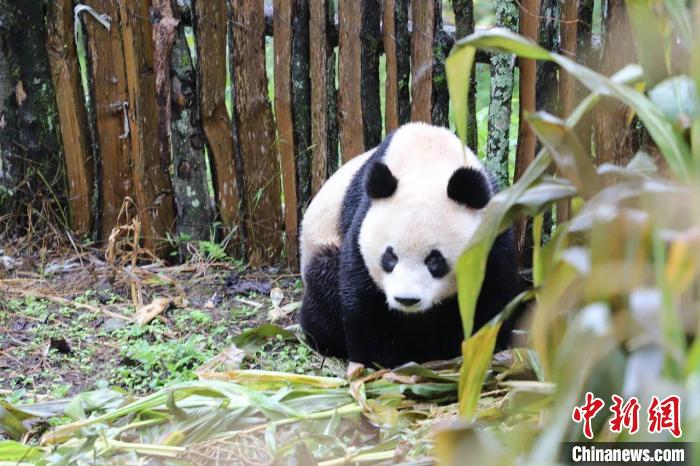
[366,162,398,199]
[447,167,491,209]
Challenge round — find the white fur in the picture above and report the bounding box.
[300,150,371,275]
[359,123,485,312]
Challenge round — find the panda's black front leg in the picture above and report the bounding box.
[342,289,408,368]
[338,244,407,367]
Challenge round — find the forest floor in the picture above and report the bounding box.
[0,247,347,405]
[0,235,536,464]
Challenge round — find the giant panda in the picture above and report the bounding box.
[299,122,518,368]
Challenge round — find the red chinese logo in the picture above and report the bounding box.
[572,393,683,439]
[572,392,605,440]
[609,394,640,434]
[648,395,682,438]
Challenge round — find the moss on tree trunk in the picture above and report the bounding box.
[0,1,63,220]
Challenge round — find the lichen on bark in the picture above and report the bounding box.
[485,0,518,189]
[170,25,214,245]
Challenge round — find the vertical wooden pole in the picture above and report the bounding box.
[274,0,310,271]
[309,0,338,192]
[338,0,381,160]
[383,0,410,133]
[193,0,242,243]
[120,0,176,253]
[514,0,540,184]
[558,0,579,224]
[514,0,540,259]
[47,0,94,235]
[231,0,283,265]
[83,0,134,239]
[411,0,449,127]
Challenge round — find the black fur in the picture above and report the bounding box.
[298,246,347,358]
[300,133,518,367]
[366,162,398,199]
[425,250,449,278]
[447,167,491,209]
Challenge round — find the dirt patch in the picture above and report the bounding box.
[0,251,344,402]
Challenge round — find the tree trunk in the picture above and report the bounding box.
[193,0,243,247]
[274,0,312,271]
[309,0,339,192]
[338,0,382,159]
[0,1,64,225]
[453,0,478,153]
[411,0,449,127]
[485,0,518,190]
[119,0,177,255]
[537,0,560,117]
[230,0,284,265]
[537,0,560,236]
[46,0,94,236]
[593,0,637,166]
[383,0,411,133]
[83,0,135,239]
[169,5,214,247]
[0,22,20,217]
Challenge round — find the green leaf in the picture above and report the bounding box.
[663,0,693,46]
[458,322,502,418]
[232,324,297,353]
[0,403,28,440]
[446,45,476,145]
[451,27,693,180]
[626,0,673,87]
[0,440,45,462]
[448,53,644,411]
[525,112,602,199]
[649,75,698,129]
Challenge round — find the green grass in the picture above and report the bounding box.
[0,284,320,401]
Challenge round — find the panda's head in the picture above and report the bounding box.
[358,124,492,313]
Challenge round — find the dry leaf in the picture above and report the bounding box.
[382,372,421,384]
[196,344,245,374]
[270,287,284,308]
[346,361,365,380]
[15,80,26,107]
[204,292,218,309]
[133,297,173,325]
[267,301,301,322]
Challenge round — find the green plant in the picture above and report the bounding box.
[114,335,214,391]
[441,1,700,462]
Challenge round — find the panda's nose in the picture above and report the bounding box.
[396,296,421,306]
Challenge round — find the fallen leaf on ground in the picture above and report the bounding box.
[133,297,173,325]
[268,301,301,322]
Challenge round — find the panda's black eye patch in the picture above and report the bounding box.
[381,247,398,273]
[425,250,449,278]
